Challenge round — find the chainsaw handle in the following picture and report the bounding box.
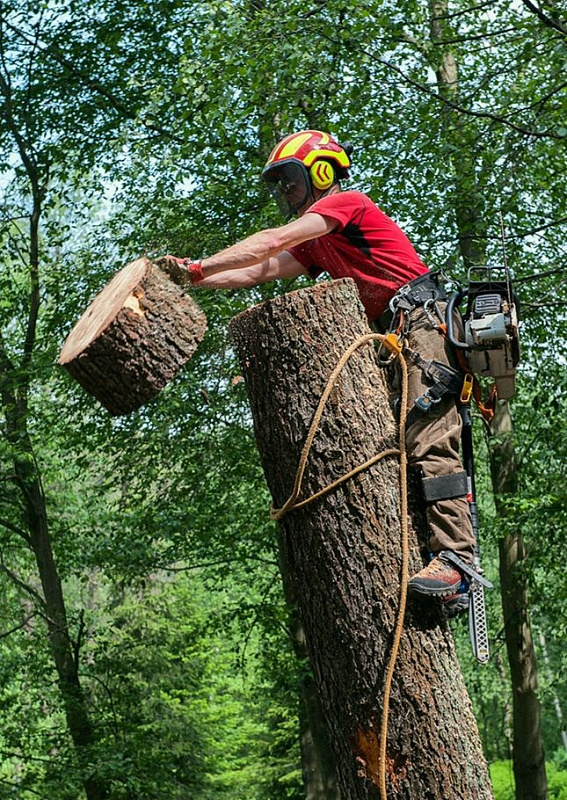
[445,289,472,351]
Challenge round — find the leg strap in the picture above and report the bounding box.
[422,471,468,502]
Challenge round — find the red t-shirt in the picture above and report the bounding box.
[288,191,429,319]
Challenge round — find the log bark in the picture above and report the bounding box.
[59,258,207,415]
[230,279,494,800]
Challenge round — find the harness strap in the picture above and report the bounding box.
[388,272,447,319]
[436,322,497,422]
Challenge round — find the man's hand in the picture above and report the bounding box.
[154,256,203,286]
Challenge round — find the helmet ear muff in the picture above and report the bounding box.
[310,160,335,191]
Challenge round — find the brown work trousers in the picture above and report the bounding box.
[401,305,475,565]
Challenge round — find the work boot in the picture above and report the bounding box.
[442,589,470,618]
[408,552,464,597]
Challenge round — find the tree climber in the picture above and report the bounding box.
[162,129,475,607]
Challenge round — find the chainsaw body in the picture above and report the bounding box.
[446,267,520,399]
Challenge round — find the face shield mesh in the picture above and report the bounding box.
[263,162,312,220]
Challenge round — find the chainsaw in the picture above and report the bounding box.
[442,260,520,663]
[445,265,520,400]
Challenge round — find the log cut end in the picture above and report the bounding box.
[59,258,207,416]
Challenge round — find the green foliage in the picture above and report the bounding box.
[491,760,567,800]
[1,0,567,796]
[490,761,516,800]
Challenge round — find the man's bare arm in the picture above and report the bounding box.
[198,250,307,289]
[199,212,336,280]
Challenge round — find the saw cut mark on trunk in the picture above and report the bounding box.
[58,258,207,416]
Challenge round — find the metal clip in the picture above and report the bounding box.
[414,391,442,412]
[460,373,474,404]
[381,333,403,356]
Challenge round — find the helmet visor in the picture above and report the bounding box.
[263,162,311,220]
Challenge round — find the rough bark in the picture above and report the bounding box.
[300,672,343,800]
[230,279,494,800]
[59,258,207,415]
[288,607,342,799]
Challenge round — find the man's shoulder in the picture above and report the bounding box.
[315,189,370,206]
[306,190,373,229]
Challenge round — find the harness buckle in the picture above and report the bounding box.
[414,391,442,412]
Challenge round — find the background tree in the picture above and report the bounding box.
[1,0,566,797]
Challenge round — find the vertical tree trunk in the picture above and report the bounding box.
[230,278,494,800]
[300,674,343,800]
[428,4,547,797]
[0,62,108,795]
[490,403,547,800]
[0,379,109,800]
[288,606,342,800]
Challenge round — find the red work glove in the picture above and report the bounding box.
[155,255,204,286]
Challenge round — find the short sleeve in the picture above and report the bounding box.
[288,241,323,278]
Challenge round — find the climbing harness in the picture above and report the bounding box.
[403,348,464,412]
[386,272,499,662]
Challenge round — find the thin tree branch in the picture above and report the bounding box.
[368,53,564,139]
[513,215,567,238]
[0,516,31,543]
[164,555,279,572]
[0,776,49,799]
[0,561,46,608]
[72,609,86,676]
[314,29,565,140]
[521,0,567,35]
[514,265,566,283]
[0,612,36,640]
[430,0,499,21]
[431,25,520,45]
[2,16,186,145]
[0,45,44,381]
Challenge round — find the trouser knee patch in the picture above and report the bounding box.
[422,471,468,502]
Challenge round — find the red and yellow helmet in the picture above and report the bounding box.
[262,130,352,219]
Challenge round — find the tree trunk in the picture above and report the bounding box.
[287,606,342,799]
[59,258,207,415]
[230,279,494,800]
[490,402,547,800]
[428,2,547,795]
[300,672,343,800]
[0,385,109,800]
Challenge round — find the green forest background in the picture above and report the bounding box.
[1,0,566,798]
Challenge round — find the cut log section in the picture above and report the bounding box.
[59,258,207,415]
